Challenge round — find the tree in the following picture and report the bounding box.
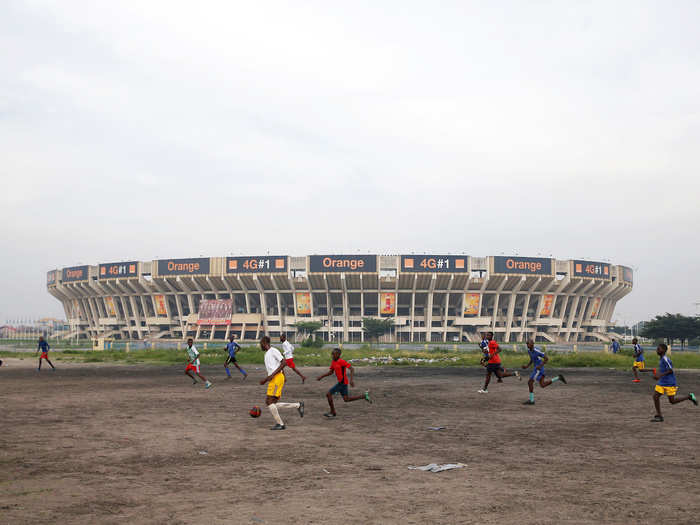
[293,321,323,339]
[362,317,394,342]
[641,313,700,348]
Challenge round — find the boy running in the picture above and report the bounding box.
[478,332,519,393]
[650,343,697,422]
[317,348,372,418]
[631,338,646,382]
[280,334,306,383]
[610,338,620,354]
[259,336,303,430]
[184,338,212,388]
[224,335,247,379]
[521,340,566,405]
[36,336,56,371]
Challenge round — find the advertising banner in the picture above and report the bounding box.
[226,256,287,273]
[493,256,552,276]
[380,293,396,315]
[590,297,602,318]
[295,292,311,315]
[540,294,554,316]
[62,265,89,283]
[154,295,168,316]
[621,266,633,284]
[47,270,57,286]
[157,258,210,276]
[463,293,481,316]
[99,261,138,279]
[197,299,232,325]
[401,255,468,273]
[309,255,377,273]
[573,260,611,279]
[105,297,117,317]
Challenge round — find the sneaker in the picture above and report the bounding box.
[690,393,698,406]
[298,401,305,418]
[650,415,664,423]
[558,374,567,384]
[364,391,373,404]
[514,371,521,381]
[323,412,336,418]
[633,379,640,383]
[522,400,535,405]
[496,378,503,383]
[225,375,232,380]
[242,373,247,380]
[205,381,212,389]
[271,424,286,430]
[477,389,488,394]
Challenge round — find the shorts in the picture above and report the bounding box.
[655,385,678,396]
[266,373,285,398]
[486,363,504,374]
[530,368,546,381]
[286,358,296,369]
[633,361,645,370]
[40,352,49,360]
[329,382,349,397]
[185,363,200,374]
[227,353,237,363]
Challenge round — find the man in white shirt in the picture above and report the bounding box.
[259,336,304,430]
[280,334,306,383]
[184,338,212,389]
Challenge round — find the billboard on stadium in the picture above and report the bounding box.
[590,297,602,318]
[380,293,396,315]
[296,292,311,315]
[401,255,468,273]
[540,294,554,316]
[621,266,633,284]
[309,255,377,273]
[62,265,89,283]
[47,270,57,286]
[492,256,553,276]
[99,261,138,279]
[197,299,232,325]
[572,260,611,279]
[154,295,167,316]
[156,258,210,276]
[226,256,287,273]
[463,293,480,316]
[105,297,117,317]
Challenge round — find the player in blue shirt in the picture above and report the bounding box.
[610,339,620,354]
[520,340,566,405]
[36,336,56,371]
[651,343,697,422]
[631,338,648,383]
[223,335,247,379]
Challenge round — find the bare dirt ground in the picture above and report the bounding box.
[1,358,699,525]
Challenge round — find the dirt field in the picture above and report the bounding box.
[1,358,699,525]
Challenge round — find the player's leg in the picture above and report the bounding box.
[196,370,212,388]
[668,393,692,405]
[224,356,232,378]
[651,390,663,421]
[495,367,520,380]
[46,358,56,370]
[266,396,285,428]
[37,356,42,370]
[633,363,640,382]
[523,376,536,404]
[232,361,248,378]
[291,366,306,382]
[185,368,197,383]
[480,370,492,392]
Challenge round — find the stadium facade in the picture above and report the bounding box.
[47,255,633,343]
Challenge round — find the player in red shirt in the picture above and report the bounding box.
[478,331,519,393]
[317,348,372,418]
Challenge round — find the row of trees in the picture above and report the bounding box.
[640,313,700,348]
[293,318,394,343]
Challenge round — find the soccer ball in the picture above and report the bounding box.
[249,406,261,418]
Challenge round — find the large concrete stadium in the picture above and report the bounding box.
[46,254,633,343]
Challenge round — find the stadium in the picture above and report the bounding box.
[46,254,633,344]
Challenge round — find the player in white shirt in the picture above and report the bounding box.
[280,334,306,383]
[184,338,212,388]
[259,336,304,430]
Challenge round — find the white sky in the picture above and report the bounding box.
[1,0,699,325]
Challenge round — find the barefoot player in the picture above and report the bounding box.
[650,343,697,422]
[317,348,372,418]
[478,332,519,393]
[224,334,247,379]
[36,336,56,371]
[521,340,566,405]
[280,334,305,383]
[184,338,212,388]
[259,336,303,430]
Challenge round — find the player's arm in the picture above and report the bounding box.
[654,368,674,379]
[316,370,333,381]
[539,354,548,368]
[522,358,532,369]
[348,364,355,387]
[260,359,286,385]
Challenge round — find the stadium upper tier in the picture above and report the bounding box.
[47,255,633,343]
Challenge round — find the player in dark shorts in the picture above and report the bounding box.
[223,335,247,379]
[478,332,518,393]
[36,336,56,371]
[317,348,372,417]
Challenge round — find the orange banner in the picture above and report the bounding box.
[154,295,167,316]
[464,293,480,316]
[295,292,311,315]
[105,297,116,317]
[590,297,601,318]
[380,293,395,315]
[540,294,554,316]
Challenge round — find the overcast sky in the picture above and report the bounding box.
[1,0,699,325]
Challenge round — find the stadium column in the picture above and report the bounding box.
[520,293,531,342]
[410,275,417,342]
[555,295,569,342]
[128,296,142,339]
[324,274,331,343]
[253,276,268,338]
[359,274,364,343]
[442,286,450,343]
[504,277,525,343]
[426,274,436,343]
[341,274,349,342]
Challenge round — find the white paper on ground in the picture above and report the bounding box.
[408,463,465,473]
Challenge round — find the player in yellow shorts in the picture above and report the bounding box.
[259,336,304,430]
[650,343,697,422]
[631,338,649,383]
